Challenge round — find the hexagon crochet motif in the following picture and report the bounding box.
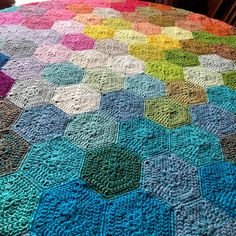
[103,18,132,30]
[75,14,102,26]
[207,86,236,113]
[199,54,235,72]
[93,7,120,18]
[161,26,193,40]
[147,35,180,50]
[95,39,128,56]
[184,66,223,87]
[128,44,164,62]
[13,104,70,143]
[133,22,161,35]
[200,162,236,217]
[31,180,106,235]
[167,80,207,105]
[70,49,108,69]
[34,45,72,64]
[107,55,145,76]
[175,199,236,235]
[21,138,85,189]
[170,125,223,166]
[60,33,95,51]
[83,68,124,93]
[2,57,45,81]
[117,118,169,159]
[125,73,165,99]
[52,84,101,115]
[2,39,37,58]
[83,25,115,39]
[42,62,84,86]
[191,104,236,136]
[104,190,174,235]
[22,16,54,30]
[145,97,190,128]
[164,49,200,67]
[52,20,84,34]
[146,60,184,82]
[65,111,118,149]
[114,30,147,45]
[143,154,200,205]
[101,91,144,121]
[81,144,142,199]
[0,173,40,236]
[7,79,56,108]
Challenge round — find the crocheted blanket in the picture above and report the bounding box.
[0,0,236,235]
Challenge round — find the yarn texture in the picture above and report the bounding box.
[0,0,236,235]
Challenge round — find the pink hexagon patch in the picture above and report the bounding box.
[0,12,24,25]
[34,45,72,63]
[45,9,76,21]
[60,34,95,51]
[22,16,54,30]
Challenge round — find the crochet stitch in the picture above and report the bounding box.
[146,60,184,82]
[184,66,223,87]
[0,173,40,235]
[52,84,101,115]
[0,53,9,68]
[3,57,45,81]
[191,104,236,136]
[95,39,128,56]
[207,86,236,113]
[0,99,21,130]
[0,0,236,235]
[0,71,15,97]
[220,133,236,164]
[0,130,29,176]
[1,39,37,58]
[104,190,174,235]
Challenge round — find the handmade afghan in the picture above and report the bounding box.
[0,0,236,235]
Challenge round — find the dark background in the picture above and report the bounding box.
[148,0,236,26]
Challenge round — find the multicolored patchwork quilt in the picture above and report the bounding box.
[0,0,236,235]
